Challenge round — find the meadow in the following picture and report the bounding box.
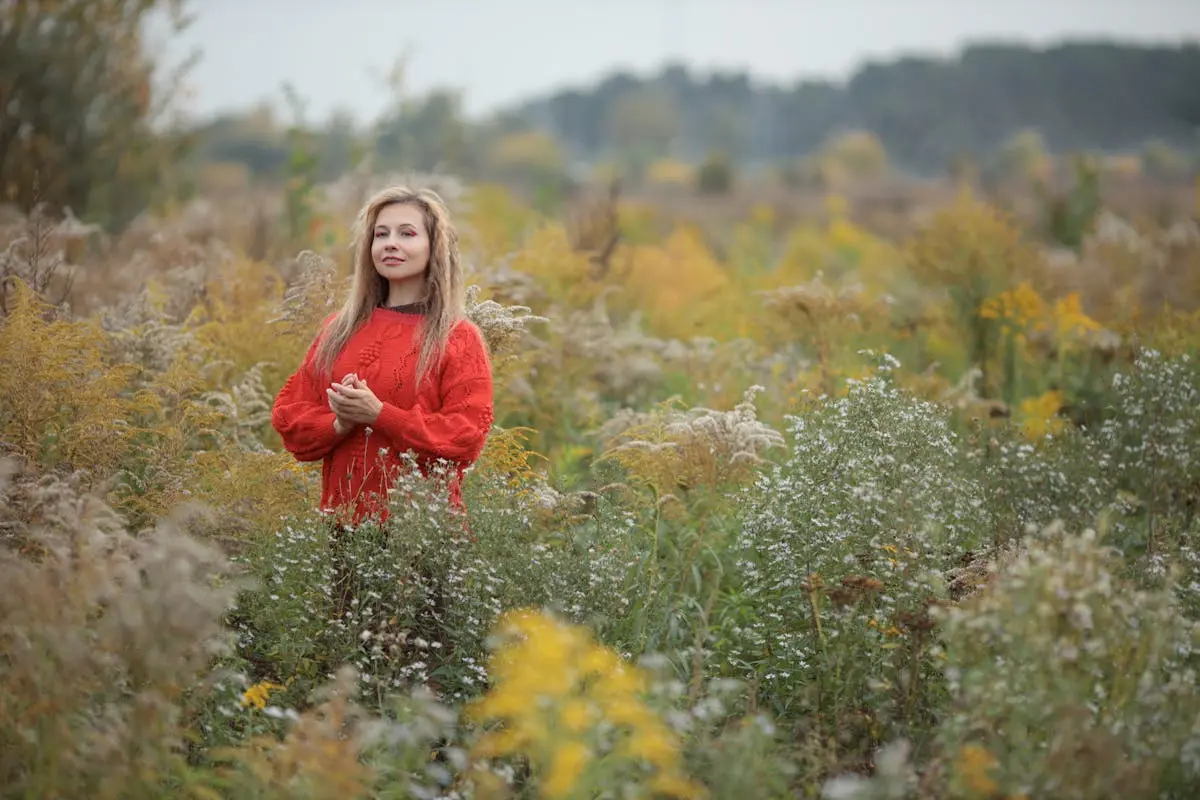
[2,160,1200,799]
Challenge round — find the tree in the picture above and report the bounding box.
[1141,139,1189,178]
[816,129,890,185]
[484,131,567,197]
[0,0,195,230]
[993,129,1052,184]
[604,87,679,181]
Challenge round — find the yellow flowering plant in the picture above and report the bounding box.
[465,609,705,800]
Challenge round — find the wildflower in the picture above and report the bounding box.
[543,740,592,798]
[241,680,285,710]
[560,699,594,733]
[955,744,999,796]
[467,610,705,799]
[1018,390,1064,441]
[979,282,1047,335]
[624,728,678,768]
[1052,292,1100,341]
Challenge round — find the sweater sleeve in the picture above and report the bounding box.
[271,318,343,462]
[373,321,494,465]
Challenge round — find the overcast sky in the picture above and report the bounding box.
[165,0,1200,125]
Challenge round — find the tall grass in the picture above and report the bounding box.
[2,177,1200,798]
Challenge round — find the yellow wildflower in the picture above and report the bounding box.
[560,699,594,733]
[466,609,706,800]
[1019,390,1065,441]
[955,743,999,797]
[980,281,1047,334]
[580,645,622,678]
[1053,292,1101,341]
[651,773,708,800]
[472,727,532,760]
[240,680,285,710]
[624,729,680,769]
[543,741,592,798]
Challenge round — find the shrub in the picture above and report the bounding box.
[936,522,1200,800]
[725,356,988,766]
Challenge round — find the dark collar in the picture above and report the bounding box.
[381,301,428,315]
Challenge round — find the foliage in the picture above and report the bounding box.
[465,609,705,799]
[0,0,194,229]
[4,138,1200,798]
[1038,154,1102,250]
[906,189,1041,399]
[936,522,1200,799]
[0,280,141,481]
[594,385,784,501]
[696,151,734,195]
[726,358,987,765]
[0,459,240,798]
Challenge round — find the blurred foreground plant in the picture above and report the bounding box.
[0,458,240,797]
[935,521,1200,800]
[465,609,706,799]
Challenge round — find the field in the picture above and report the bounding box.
[3,159,1200,800]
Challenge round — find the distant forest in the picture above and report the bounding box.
[12,1,1199,232]
[514,41,1200,171]
[184,40,1200,189]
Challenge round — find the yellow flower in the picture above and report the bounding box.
[594,665,646,702]
[560,698,594,733]
[240,680,285,710]
[471,686,530,720]
[467,610,707,800]
[580,645,621,678]
[543,741,591,798]
[472,728,532,759]
[1019,390,1065,441]
[650,773,708,800]
[1053,292,1100,341]
[624,729,679,769]
[979,282,1047,330]
[600,696,655,729]
[955,743,999,797]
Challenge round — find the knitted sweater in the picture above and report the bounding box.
[271,306,494,524]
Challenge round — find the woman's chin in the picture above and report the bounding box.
[375,265,424,283]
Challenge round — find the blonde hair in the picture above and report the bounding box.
[313,186,464,384]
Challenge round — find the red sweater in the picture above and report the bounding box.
[271,307,494,524]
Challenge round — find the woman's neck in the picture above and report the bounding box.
[385,278,425,307]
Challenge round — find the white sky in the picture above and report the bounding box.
[163,0,1200,124]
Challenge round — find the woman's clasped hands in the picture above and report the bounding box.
[327,372,383,435]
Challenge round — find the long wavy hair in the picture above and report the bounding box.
[312,186,464,385]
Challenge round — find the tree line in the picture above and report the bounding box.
[517,41,1200,171]
[2,0,1197,232]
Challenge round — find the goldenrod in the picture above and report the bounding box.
[240,680,285,710]
[467,610,705,799]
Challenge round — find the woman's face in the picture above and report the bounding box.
[371,202,430,285]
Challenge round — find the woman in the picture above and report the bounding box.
[271,186,494,526]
